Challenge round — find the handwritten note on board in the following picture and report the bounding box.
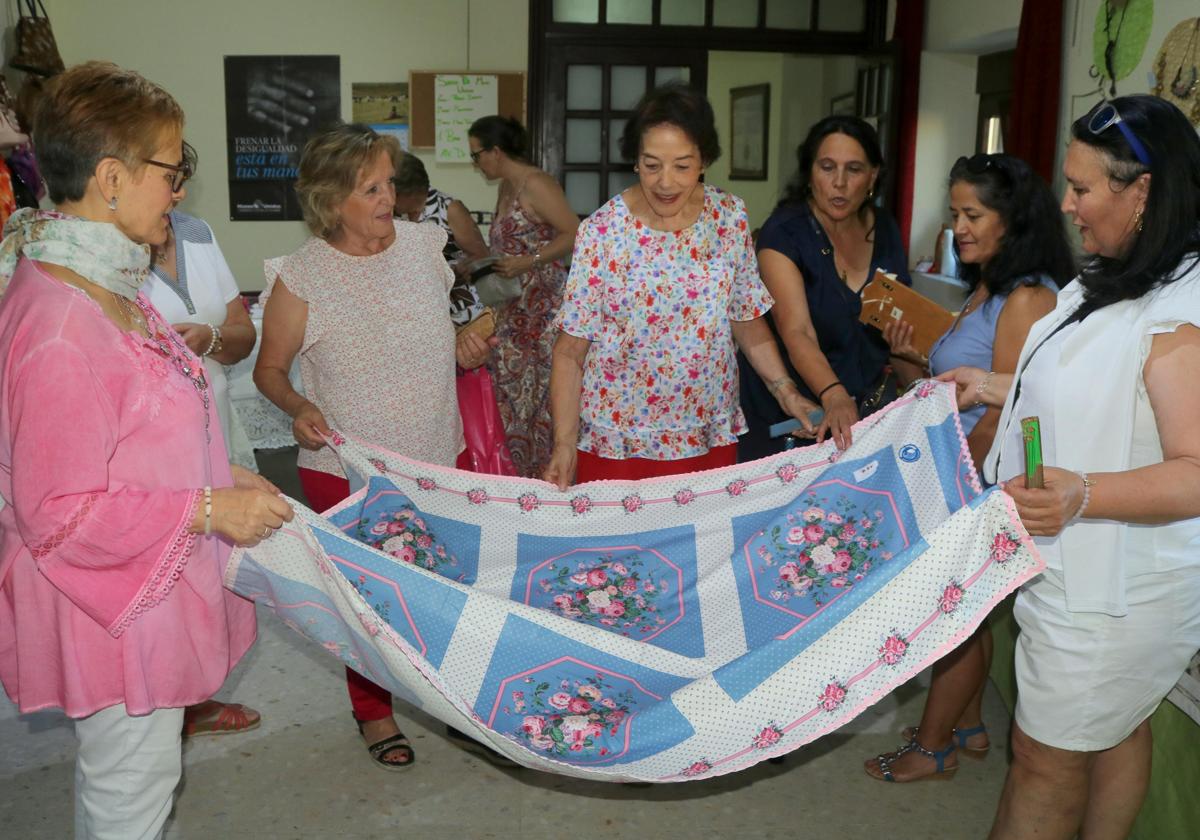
[435,74,498,163]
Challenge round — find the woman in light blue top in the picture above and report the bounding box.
[865,153,1074,783]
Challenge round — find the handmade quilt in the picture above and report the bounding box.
[224,382,1044,782]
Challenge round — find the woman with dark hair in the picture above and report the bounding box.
[738,116,911,460]
[468,116,578,477]
[863,153,1072,783]
[392,150,490,326]
[544,84,817,488]
[943,95,1200,838]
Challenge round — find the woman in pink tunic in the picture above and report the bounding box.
[0,63,291,839]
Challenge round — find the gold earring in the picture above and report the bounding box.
[1134,207,1144,233]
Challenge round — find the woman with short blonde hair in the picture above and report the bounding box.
[255,121,494,771]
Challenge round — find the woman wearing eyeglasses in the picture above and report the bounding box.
[144,144,258,475]
[862,153,1072,784]
[467,116,579,478]
[0,62,291,837]
[940,96,1200,838]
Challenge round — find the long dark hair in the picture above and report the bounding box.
[779,115,884,221]
[948,154,1075,297]
[1070,95,1200,319]
[468,115,528,161]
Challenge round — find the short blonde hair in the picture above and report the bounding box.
[34,61,184,204]
[294,123,401,238]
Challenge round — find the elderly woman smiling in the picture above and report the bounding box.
[254,122,492,772]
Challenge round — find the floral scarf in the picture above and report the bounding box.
[0,207,150,299]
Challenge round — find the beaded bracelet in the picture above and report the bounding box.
[973,370,994,407]
[1068,472,1093,524]
[767,376,796,398]
[202,324,219,357]
[203,486,213,535]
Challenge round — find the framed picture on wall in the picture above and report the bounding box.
[729,83,769,181]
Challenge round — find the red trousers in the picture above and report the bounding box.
[298,467,394,722]
[574,443,737,482]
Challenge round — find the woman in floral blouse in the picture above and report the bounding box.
[545,84,818,488]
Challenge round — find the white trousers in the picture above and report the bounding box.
[73,704,184,840]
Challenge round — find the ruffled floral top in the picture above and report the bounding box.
[556,185,772,461]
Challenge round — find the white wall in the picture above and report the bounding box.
[908,0,1021,265]
[43,0,528,289]
[1055,0,1199,191]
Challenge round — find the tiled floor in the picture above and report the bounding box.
[0,446,1012,839]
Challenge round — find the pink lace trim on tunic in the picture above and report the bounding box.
[107,488,203,638]
[29,493,99,560]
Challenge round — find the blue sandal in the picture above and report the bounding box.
[902,723,991,758]
[867,737,957,782]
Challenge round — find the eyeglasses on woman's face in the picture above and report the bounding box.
[143,157,193,192]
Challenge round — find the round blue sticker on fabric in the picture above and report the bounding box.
[899,444,921,462]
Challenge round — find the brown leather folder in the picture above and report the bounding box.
[858,270,955,359]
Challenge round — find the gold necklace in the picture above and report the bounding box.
[110,290,146,332]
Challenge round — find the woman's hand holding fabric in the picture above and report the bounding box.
[1001,467,1085,537]
[934,366,990,409]
[543,443,577,491]
[777,387,820,439]
[209,487,295,546]
[230,464,281,496]
[818,386,858,450]
[291,401,331,450]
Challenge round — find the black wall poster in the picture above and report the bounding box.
[224,55,340,221]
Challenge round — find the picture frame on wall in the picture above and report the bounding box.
[729,83,769,181]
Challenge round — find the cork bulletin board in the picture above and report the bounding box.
[408,70,526,150]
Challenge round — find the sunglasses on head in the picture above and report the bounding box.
[956,153,997,174]
[1086,101,1152,167]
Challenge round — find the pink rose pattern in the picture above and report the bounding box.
[518,493,541,513]
[990,531,1020,564]
[511,674,635,758]
[368,457,390,474]
[939,582,964,614]
[726,478,748,497]
[673,489,696,506]
[753,492,890,606]
[681,759,713,777]
[622,494,644,514]
[570,495,594,515]
[818,681,847,712]
[751,724,784,750]
[538,553,668,637]
[466,488,489,505]
[776,463,799,483]
[355,506,460,579]
[879,634,908,666]
[416,477,436,491]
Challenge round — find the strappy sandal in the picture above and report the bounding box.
[355,717,415,772]
[866,737,957,782]
[902,723,990,759]
[182,700,261,738]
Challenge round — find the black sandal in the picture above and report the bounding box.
[355,717,415,771]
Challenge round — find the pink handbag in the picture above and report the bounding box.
[455,367,515,476]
